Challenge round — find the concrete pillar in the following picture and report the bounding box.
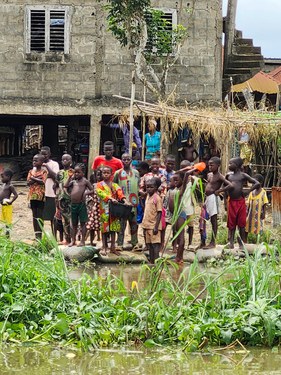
[88,114,101,176]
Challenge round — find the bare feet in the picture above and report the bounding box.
[203,243,216,249]
[224,243,234,249]
[174,258,184,265]
[68,241,76,247]
[78,241,85,247]
[110,249,121,256]
[100,248,108,256]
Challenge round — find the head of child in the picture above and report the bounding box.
[1,169,13,184]
[229,157,243,172]
[96,168,103,182]
[146,177,161,196]
[101,166,112,182]
[187,138,194,146]
[172,173,183,189]
[74,164,85,180]
[165,154,176,172]
[33,154,44,169]
[89,173,96,185]
[180,160,191,170]
[208,157,221,173]
[169,175,176,190]
[61,154,72,169]
[253,174,264,187]
[40,146,51,163]
[150,157,160,174]
[103,141,114,160]
[138,161,150,177]
[122,153,132,169]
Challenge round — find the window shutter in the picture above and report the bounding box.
[30,10,46,52]
[49,10,65,52]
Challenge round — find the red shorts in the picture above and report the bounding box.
[227,197,246,229]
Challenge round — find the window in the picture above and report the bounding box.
[25,6,70,53]
[145,8,177,55]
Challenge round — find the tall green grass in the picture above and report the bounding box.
[0,235,281,350]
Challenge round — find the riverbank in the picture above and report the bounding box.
[0,235,281,351]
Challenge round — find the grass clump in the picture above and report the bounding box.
[0,236,281,351]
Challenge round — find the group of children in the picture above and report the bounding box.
[0,148,269,265]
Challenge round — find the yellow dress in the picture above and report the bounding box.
[246,189,268,234]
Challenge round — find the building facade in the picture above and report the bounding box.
[0,0,222,175]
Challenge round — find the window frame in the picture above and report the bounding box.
[25,5,71,54]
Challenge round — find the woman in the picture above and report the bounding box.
[144,119,161,161]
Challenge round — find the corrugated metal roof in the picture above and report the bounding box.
[268,66,281,84]
[232,71,280,94]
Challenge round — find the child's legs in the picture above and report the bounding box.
[89,229,95,245]
[238,227,246,246]
[110,232,117,252]
[101,233,108,250]
[147,244,154,264]
[79,222,87,246]
[129,212,138,246]
[117,218,126,246]
[175,217,185,261]
[31,201,44,239]
[151,243,160,263]
[210,214,218,245]
[228,228,235,248]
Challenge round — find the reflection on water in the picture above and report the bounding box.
[0,346,281,375]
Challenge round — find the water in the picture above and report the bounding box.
[0,345,280,374]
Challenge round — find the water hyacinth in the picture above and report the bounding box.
[0,235,280,351]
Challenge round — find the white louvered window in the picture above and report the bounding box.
[145,8,177,55]
[25,6,70,53]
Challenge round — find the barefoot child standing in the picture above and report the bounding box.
[200,157,232,248]
[226,157,260,249]
[0,169,18,237]
[142,177,163,264]
[96,166,126,255]
[27,154,47,240]
[64,164,94,247]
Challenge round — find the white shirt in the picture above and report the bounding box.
[43,160,59,198]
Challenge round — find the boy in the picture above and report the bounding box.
[226,157,260,249]
[200,157,232,248]
[114,153,140,249]
[182,138,199,163]
[40,146,59,233]
[160,154,176,188]
[245,174,268,241]
[139,157,167,199]
[142,177,163,264]
[64,164,94,247]
[92,141,123,179]
[56,154,74,244]
[0,169,18,237]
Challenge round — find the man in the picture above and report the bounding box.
[92,141,123,178]
[114,153,140,249]
[40,146,59,233]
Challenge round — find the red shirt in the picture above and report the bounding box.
[92,155,123,178]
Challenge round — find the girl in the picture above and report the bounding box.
[86,170,102,246]
[27,154,48,240]
[96,166,125,255]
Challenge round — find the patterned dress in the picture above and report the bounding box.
[96,181,125,233]
[246,189,268,235]
[86,183,101,231]
[27,169,48,201]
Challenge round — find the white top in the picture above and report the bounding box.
[43,160,59,198]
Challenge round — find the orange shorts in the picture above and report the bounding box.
[145,229,161,244]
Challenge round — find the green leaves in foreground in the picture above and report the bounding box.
[0,236,281,350]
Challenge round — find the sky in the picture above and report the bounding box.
[223,0,281,58]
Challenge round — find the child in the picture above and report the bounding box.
[169,168,198,264]
[139,157,167,199]
[0,169,18,237]
[136,161,150,225]
[245,174,268,241]
[181,138,199,163]
[27,154,48,240]
[226,157,260,249]
[142,177,163,264]
[160,154,176,188]
[64,164,94,247]
[56,154,74,244]
[86,171,102,246]
[114,153,140,249]
[200,157,232,248]
[96,166,126,255]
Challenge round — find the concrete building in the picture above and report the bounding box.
[0,0,223,176]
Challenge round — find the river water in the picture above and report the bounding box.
[0,345,280,374]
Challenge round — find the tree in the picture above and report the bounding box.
[102,0,189,157]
